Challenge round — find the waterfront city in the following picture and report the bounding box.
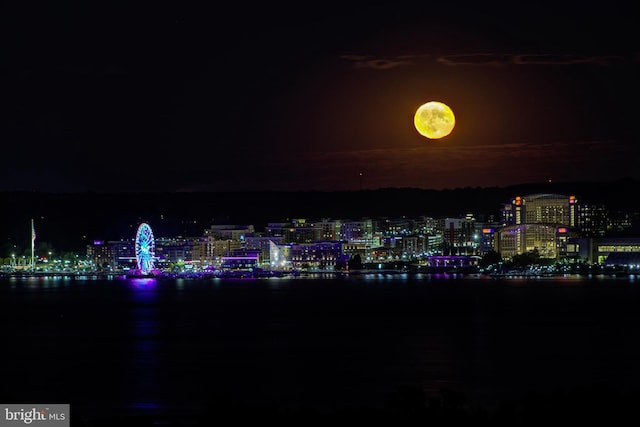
[4,190,640,279]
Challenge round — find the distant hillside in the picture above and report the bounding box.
[1,178,638,252]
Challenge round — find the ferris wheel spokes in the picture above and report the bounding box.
[135,222,156,275]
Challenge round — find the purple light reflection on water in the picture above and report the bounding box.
[129,401,167,410]
[128,278,159,289]
[125,277,167,414]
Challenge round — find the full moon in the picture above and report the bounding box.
[414,101,455,139]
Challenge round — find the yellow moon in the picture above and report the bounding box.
[414,101,455,139]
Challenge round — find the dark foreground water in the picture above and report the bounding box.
[2,273,640,424]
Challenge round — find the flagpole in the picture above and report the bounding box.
[31,218,35,270]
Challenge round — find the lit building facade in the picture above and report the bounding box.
[244,236,283,267]
[86,240,136,270]
[154,237,194,266]
[498,193,578,260]
[340,219,373,240]
[220,250,261,271]
[205,225,255,241]
[193,224,256,266]
[566,237,640,264]
[192,237,235,266]
[315,219,342,240]
[289,241,344,270]
[576,203,609,237]
[608,211,636,234]
[265,222,288,238]
[113,240,136,269]
[269,241,291,270]
[281,219,318,244]
[499,224,558,259]
[439,217,476,256]
[477,227,497,255]
[501,194,577,227]
[87,240,115,269]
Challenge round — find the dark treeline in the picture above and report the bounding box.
[1,178,638,252]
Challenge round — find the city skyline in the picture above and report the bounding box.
[5,189,640,276]
[3,181,640,259]
[1,4,638,192]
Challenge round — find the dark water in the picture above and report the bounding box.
[2,273,640,422]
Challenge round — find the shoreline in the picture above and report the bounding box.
[2,269,638,280]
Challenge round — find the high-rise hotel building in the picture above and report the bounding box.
[499,193,578,259]
[501,193,577,227]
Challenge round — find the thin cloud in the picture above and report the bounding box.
[438,53,629,66]
[436,54,514,67]
[340,55,416,70]
[342,53,634,69]
[512,54,627,65]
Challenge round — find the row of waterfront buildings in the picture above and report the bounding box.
[86,193,640,272]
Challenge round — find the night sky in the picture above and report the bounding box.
[1,3,638,192]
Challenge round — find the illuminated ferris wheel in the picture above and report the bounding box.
[135,222,155,274]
